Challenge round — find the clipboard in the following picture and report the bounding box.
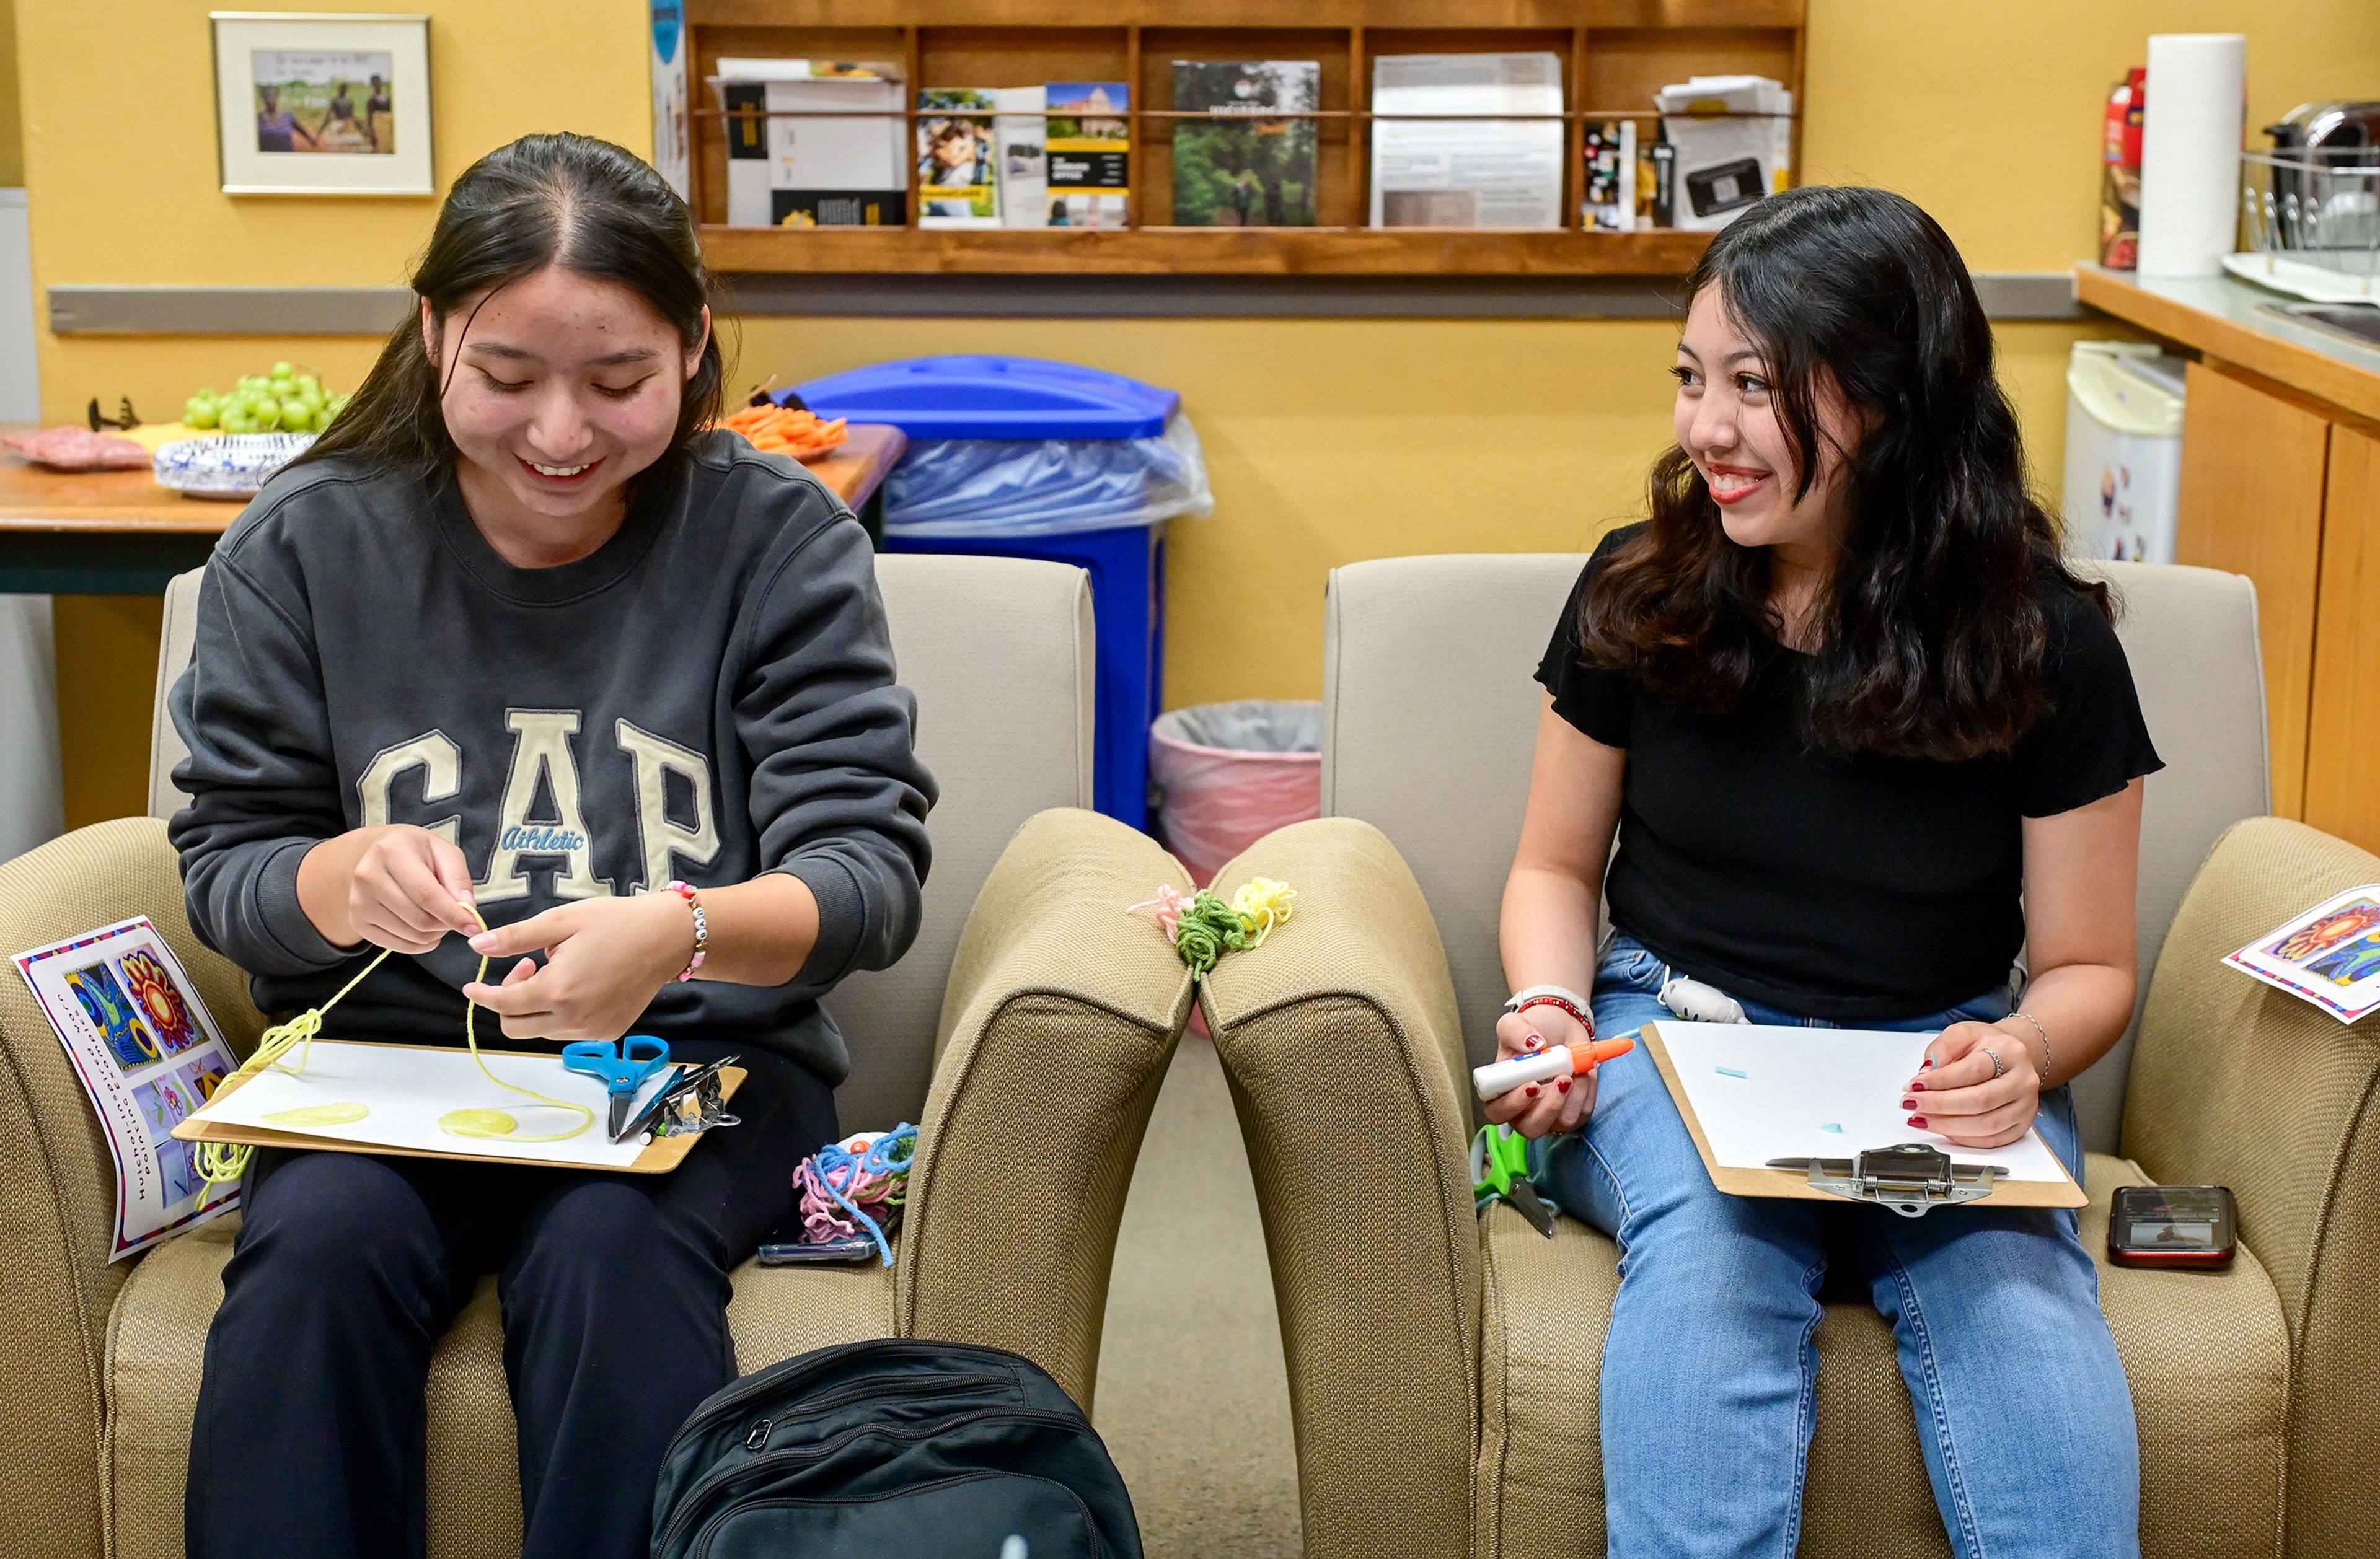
[172,1038,744,1175]
[1641,1021,2086,1210]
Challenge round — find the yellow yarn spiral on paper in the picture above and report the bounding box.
[195,904,593,1188]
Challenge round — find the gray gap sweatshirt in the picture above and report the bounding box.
[167,430,936,1085]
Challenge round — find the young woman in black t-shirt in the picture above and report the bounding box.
[1496,187,2157,1558]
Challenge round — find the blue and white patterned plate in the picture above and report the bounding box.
[152,433,317,499]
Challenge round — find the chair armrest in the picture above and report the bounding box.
[897,808,1196,1413]
[0,817,265,1559]
[1200,817,1480,1559]
[2122,816,2380,1559]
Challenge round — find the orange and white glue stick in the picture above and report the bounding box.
[1473,1035,1637,1103]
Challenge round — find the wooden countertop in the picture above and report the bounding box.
[0,422,909,534]
[2074,266,2380,424]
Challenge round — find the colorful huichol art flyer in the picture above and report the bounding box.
[17,918,240,1257]
[2223,884,2380,1024]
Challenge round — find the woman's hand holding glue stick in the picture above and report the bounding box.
[1478,1000,1634,1140]
[1474,1035,1637,1102]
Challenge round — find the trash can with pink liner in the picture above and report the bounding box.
[1148,700,1322,887]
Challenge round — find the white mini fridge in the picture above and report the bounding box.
[2062,341,2187,563]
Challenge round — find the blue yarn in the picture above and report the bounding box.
[806,1123,918,1267]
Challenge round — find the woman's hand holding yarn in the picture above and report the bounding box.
[1908,1019,2043,1149]
[1483,1004,1597,1140]
[307,823,483,954]
[460,892,694,1042]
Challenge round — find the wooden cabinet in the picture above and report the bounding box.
[2306,425,2380,851]
[2175,359,2380,850]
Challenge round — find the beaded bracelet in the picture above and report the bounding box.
[1504,985,1595,1037]
[665,880,708,982]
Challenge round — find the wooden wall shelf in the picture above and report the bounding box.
[699,223,1718,274]
[684,0,1804,279]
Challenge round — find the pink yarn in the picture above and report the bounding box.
[1126,884,1193,944]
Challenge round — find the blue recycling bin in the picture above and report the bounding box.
[785,357,1202,831]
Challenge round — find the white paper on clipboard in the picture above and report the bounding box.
[190,1040,680,1168]
[1655,1022,2073,1182]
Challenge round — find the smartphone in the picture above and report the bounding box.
[2107,1185,2236,1270]
[756,1236,877,1266]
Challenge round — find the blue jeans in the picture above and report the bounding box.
[1539,933,2140,1559]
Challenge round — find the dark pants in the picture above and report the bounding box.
[186,1040,836,1559]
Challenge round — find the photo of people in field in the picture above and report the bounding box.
[252,50,394,154]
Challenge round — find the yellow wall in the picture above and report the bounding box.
[15,0,2380,823]
[0,0,20,187]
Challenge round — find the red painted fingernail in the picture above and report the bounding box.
[1525,1085,1540,1097]
[1900,1098,1916,1110]
[1911,1081,1926,1092]
[1908,1115,1928,1128]
[1923,1058,1935,1069]
[1525,1039,1542,1051]
[1556,1078,1572,1093]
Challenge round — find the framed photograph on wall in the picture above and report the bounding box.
[211,12,433,195]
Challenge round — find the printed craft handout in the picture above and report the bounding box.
[16,917,239,1257]
[2224,884,2380,1023]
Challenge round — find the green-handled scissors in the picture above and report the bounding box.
[1470,1122,1557,1238]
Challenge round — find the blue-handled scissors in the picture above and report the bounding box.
[562,1035,672,1140]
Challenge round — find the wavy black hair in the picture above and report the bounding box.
[291,132,724,498]
[1579,185,2108,762]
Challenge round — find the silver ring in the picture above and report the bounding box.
[1982,1045,2006,1080]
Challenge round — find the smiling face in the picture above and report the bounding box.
[426,265,709,563]
[1671,286,1864,575]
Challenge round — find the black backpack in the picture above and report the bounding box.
[651,1339,1143,1559]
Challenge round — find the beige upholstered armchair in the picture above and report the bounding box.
[1201,555,2378,1559]
[2,553,1196,1559]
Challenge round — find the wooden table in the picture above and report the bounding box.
[2076,266,2380,854]
[0,423,908,594]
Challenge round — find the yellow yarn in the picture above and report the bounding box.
[195,904,594,1188]
[1229,877,1296,947]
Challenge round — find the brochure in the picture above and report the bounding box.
[1369,53,1564,229]
[715,59,906,227]
[1583,119,1637,232]
[1171,61,1321,227]
[1655,74,1794,232]
[993,86,1049,229]
[15,918,239,1258]
[2223,884,2380,1024]
[918,89,1002,226]
[1045,82,1130,228]
[649,1,690,199]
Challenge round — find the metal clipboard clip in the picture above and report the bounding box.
[1765,1143,2004,1218]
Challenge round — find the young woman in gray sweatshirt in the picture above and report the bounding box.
[169,133,935,1559]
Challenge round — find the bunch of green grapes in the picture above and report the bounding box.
[183,363,353,436]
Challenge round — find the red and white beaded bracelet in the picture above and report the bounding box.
[665,879,708,982]
[1503,983,1595,1036]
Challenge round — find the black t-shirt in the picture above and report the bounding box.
[1536,524,2164,1021]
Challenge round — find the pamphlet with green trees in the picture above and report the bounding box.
[1170,61,1320,227]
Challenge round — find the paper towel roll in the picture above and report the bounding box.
[2138,33,2246,278]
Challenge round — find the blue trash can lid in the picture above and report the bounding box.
[783,354,1179,440]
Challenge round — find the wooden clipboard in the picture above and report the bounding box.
[1640,1021,2087,1210]
[172,1039,744,1175]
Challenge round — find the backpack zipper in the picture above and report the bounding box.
[656,1407,1090,1557]
[658,1341,1030,1470]
[739,1371,1009,1452]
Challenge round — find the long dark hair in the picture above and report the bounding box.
[292,133,725,497]
[1580,185,2107,762]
